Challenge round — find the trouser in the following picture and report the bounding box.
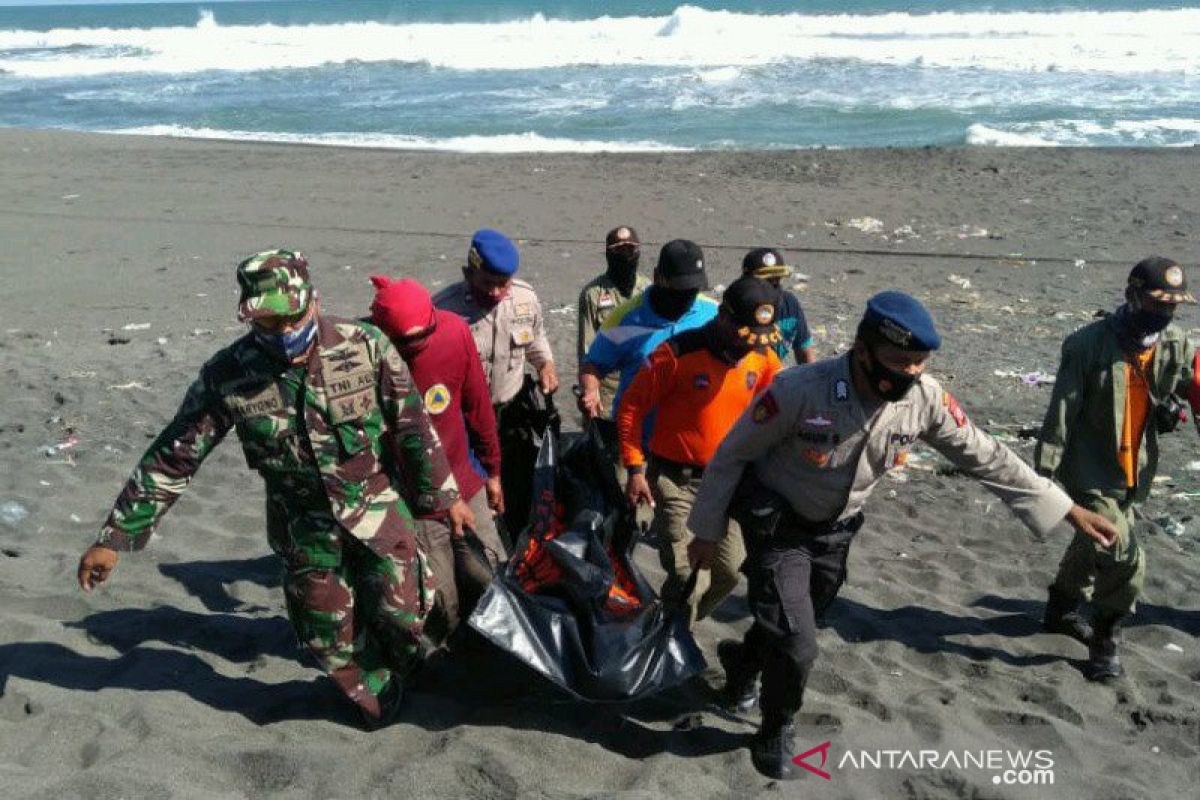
[1051,492,1145,616]
[495,399,536,537]
[279,523,434,721]
[416,488,509,642]
[649,456,746,625]
[730,475,863,721]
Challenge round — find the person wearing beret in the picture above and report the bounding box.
[686,291,1119,780]
[1035,256,1200,681]
[434,229,559,534]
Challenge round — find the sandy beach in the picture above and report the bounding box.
[0,128,1198,799]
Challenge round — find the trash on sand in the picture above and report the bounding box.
[846,217,884,234]
[793,272,811,283]
[1154,516,1186,537]
[1164,643,1184,653]
[0,501,29,527]
[1187,460,1200,472]
[108,382,151,391]
[549,305,575,315]
[947,274,972,290]
[106,335,131,346]
[955,225,990,239]
[994,369,1055,386]
[1074,259,1087,268]
[41,434,79,457]
[69,513,82,523]
[121,323,151,331]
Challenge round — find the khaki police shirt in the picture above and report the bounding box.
[577,272,650,415]
[434,278,553,405]
[689,354,1073,541]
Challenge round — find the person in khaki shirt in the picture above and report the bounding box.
[434,229,558,535]
[577,225,651,450]
[687,291,1119,782]
[1035,256,1198,682]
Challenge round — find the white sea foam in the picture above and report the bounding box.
[967,118,1200,147]
[3,6,1200,78]
[104,124,691,153]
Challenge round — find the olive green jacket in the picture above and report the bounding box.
[1034,317,1196,502]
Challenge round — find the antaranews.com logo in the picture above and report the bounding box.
[794,741,1055,786]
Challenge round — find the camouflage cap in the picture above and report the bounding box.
[236,249,313,321]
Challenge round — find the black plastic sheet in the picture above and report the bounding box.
[468,426,707,701]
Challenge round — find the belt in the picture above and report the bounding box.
[649,454,705,480]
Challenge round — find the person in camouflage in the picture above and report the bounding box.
[76,249,473,727]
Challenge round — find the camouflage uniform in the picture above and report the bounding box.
[95,251,458,721]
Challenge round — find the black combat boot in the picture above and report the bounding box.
[360,678,405,731]
[718,639,761,714]
[1043,586,1094,643]
[750,713,799,780]
[1084,612,1125,682]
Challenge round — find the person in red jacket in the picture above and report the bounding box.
[618,275,784,624]
[370,276,507,636]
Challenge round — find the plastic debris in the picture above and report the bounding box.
[947,274,972,290]
[1154,516,1186,537]
[994,369,1055,386]
[69,513,82,523]
[121,323,151,331]
[1187,461,1200,472]
[792,272,810,283]
[1164,643,1184,653]
[108,382,151,391]
[548,305,575,315]
[0,501,29,527]
[847,217,884,234]
[41,434,79,457]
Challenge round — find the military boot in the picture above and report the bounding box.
[360,678,405,731]
[1084,612,1125,682]
[1042,587,1094,643]
[717,639,761,714]
[750,714,799,780]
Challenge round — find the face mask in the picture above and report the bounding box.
[649,286,698,321]
[394,324,435,359]
[465,267,509,309]
[862,345,917,402]
[705,317,755,363]
[606,250,640,295]
[256,317,317,361]
[1128,307,1173,337]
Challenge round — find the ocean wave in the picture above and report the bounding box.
[2,6,1200,78]
[966,119,1200,146]
[104,125,691,153]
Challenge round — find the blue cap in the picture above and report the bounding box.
[467,229,519,276]
[861,291,941,351]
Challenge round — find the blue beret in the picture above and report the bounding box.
[467,229,519,276]
[862,291,941,351]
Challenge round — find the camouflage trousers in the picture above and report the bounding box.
[276,519,435,721]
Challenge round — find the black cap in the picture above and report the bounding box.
[721,275,783,346]
[655,239,708,291]
[741,247,791,280]
[605,225,640,250]
[1128,256,1196,304]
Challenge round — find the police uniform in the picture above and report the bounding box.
[688,292,1073,780]
[93,250,459,725]
[434,230,556,535]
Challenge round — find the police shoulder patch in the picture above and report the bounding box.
[943,391,968,428]
[753,391,779,423]
[424,383,452,415]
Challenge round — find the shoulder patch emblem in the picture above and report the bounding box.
[834,379,850,402]
[801,448,831,467]
[804,415,833,427]
[424,383,452,415]
[745,371,758,390]
[753,391,779,423]
[943,391,968,428]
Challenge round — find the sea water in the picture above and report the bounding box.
[1,0,1198,151]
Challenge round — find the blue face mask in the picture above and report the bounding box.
[255,317,318,361]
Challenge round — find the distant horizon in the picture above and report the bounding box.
[0,1,286,6]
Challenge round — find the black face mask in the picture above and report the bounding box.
[705,317,755,363]
[605,250,640,296]
[394,322,435,359]
[1128,307,1173,338]
[648,286,698,322]
[862,345,917,402]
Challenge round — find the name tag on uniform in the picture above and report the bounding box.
[511,327,534,346]
[321,343,377,424]
[515,303,533,317]
[226,383,285,421]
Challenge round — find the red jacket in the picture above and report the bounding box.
[396,309,501,501]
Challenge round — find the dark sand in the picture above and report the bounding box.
[0,129,1198,799]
